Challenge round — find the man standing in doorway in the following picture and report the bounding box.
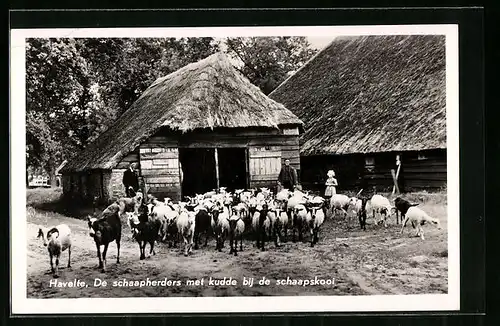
[123,162,139,197]
[278,159,298,192]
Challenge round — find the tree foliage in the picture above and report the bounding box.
[225,37,317,94]
[25,36,317,184]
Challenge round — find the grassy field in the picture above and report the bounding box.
[25,188,448,298]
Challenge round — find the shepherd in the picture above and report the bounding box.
[277,159,298,192]
[123,162,140,198]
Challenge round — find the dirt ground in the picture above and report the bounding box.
[25,188,448,298]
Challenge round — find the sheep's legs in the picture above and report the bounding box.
[67,245,71,268]
[95,243,103,269]
[116,240,121,264]
[239,235,243,252]
[54,256,59,277]
[102,243,109,272]
[400,216,410,234]
[49,253,55,274]
[205,232,209,247]
[150,241,156,256]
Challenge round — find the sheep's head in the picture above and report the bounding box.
[227,217,241,232]
[87,216,98,237]
[431,217,442,230]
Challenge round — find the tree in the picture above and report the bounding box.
[25,37,221,185]
[225,37,318,94]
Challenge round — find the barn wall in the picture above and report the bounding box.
[248,145,282,190]
[140,127,300,195]
[106,169,127,200]
[139,139,182,201]
[400,149,447,191]
[300,149,447,194]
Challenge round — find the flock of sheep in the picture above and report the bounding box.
[36,187,442,278]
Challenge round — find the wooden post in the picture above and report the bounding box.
[214,147,220,190]
[392,154,401,194]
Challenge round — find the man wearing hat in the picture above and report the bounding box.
[277,159,298,192]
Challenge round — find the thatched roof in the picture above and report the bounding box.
[62,52,303,173]
[269,35,446,156]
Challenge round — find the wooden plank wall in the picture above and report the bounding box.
[401,149,447,191]
[139,136,181,201]
[248,146,282,189]
[299,149,447,194]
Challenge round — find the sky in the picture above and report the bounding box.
[307,37,335,50]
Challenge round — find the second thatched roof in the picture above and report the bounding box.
[62,52,303,173]
[269,35,446,156]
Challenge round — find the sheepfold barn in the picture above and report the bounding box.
[269,35,447,193]
[60,52,303,203]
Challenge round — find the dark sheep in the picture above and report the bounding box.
[88,203,122,272]
[394,197,419,224]
[130,204,162,260]
[193,208,212,249]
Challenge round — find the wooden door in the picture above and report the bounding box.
[248,146,282,189]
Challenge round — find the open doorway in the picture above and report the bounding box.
[218,148,247,192]
[179,148,217,198]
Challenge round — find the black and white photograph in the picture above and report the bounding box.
[11,25,459,314]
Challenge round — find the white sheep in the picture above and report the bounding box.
[305,204,326,247]
[367,194,395,227]
[329,194,351,219]
[400,206,442,240]
[176,210,196,256]
[211,205,230,251]
[37,224,72,277]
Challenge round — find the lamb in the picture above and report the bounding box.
[227,214,245,256]
[394,197,419,224]
[329,194,350,219]
[400,206,441,240]
[176,209,196,256]
[367,194,396,227]
[37,224,72,278]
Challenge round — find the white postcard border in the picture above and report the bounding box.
[10,24,460,314]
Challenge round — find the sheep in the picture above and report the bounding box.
[292,203,310,242]
[88,202,122,272]
[272,203,290,246]
[355,197,369,231]
[305,202,326,247]
[193,206,212,249]
[394,197,419,224]
[276,189,291,202]
[130,205,162,260]
[37,224,72,278]
[286,191,308,234]
[176,209,196,256]
[329,194,350,219]
[227,214,245,256]
[252,203,271,251]
[400,206,441,240]
[211,204,230,252]
[367,194,396,227]
[116,191,144,224]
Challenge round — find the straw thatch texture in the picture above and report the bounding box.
[62,52,303,173]
[269,35,446,156]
